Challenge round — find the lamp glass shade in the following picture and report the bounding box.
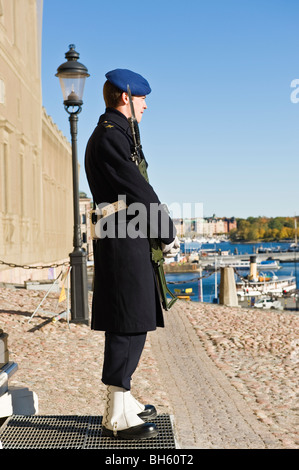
[58,75,87,104]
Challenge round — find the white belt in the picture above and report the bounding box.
[100,200,127,218]
[89,200,127,239]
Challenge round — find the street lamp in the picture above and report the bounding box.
[56,44,90,324]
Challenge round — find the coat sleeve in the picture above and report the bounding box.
[95,127,176,244]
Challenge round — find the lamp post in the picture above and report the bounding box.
[56,44,90,324]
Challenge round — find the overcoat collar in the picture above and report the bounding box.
[98,107,131,134]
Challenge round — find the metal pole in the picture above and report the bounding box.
[214,256,218,303]
[198,266,203,302]
[68,113,89,325]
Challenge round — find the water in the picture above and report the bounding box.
[180,240,290,255]
[166,241,299,303]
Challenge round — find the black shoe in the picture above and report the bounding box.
[138,404,157,420]
[101,422,158,440]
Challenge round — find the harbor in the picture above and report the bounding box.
[164,240,299,310]
[166,239,299,269]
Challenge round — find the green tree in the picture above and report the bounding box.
[228,215,297,241]
[247,226,260,240]
[237,219,251,240]
[268,217,283,231]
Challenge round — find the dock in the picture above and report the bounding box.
[164,251,299,273]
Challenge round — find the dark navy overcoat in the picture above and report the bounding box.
[85,108,176,333]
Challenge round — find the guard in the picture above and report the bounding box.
[85,68,179,440]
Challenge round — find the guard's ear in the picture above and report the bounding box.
[121,92,129,104]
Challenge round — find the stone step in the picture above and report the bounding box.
[0,362,18,397]
[0,330,9,369]
[0,333,9,368]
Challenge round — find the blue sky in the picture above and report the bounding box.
[41,0,299,219]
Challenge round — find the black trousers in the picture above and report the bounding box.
[101,332,147,390]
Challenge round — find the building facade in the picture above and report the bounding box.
[173,217,237,238]
[79,196,93,261]
[0,0,73,284]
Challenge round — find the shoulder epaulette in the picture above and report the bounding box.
[101,120,114,129]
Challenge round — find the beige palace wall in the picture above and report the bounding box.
[41,108,73,268]
[0,0,73,284]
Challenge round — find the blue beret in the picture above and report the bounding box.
[105,68,151,95]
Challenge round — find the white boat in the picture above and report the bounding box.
[205,237,221,244]
[235,254,297,298]
[236,273,296,298]
[216,259,281,270]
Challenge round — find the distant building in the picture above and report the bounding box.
[225,217,237,232]
[173,216,237,237]
[0,1,73,284]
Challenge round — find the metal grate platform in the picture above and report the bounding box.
[0,414,177,449]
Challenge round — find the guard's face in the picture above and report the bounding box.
[132,96,147,123]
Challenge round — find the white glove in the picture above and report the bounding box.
[161,236,180,258]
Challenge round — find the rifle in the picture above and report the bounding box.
[127,85,177,310]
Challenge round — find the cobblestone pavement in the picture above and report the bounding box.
[150,306,285,448]
[0,286,298,449]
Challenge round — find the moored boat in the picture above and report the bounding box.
[236,274,296,298]
[205,258,281,271]
[219,259,280,270]
[235,256,296,298]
